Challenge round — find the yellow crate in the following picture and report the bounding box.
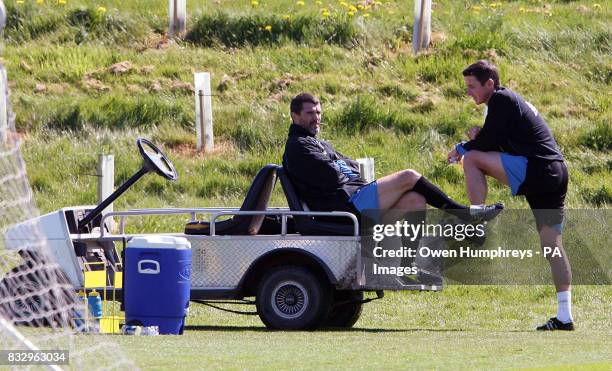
[114,272,123,289]
[99,316,124,334]
[83,270,106,288]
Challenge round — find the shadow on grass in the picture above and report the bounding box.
[184,325,468,333]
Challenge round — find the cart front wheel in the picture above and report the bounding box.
[256,266,331,330]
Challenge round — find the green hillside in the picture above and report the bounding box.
[3,2,611,369]
[3,0,610,216]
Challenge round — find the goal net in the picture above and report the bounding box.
[0,2,134,369]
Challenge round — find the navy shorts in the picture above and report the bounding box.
[349,181,380,222]
[517,160,568,232]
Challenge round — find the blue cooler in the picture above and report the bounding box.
[124,236,191,335]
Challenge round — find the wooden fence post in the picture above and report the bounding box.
[168,0,186,38]
[412,0,432,55]
[194,72,214,152]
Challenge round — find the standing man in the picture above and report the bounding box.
[282,93,503,226]
[448,60,573,331]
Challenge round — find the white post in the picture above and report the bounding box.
[168,0,186,38]
[0,2,9,145]
[0,66,7,144]
[356,158,375,183]
[194,72,214,152]
[412,0,432,55]
[97,154,114,230]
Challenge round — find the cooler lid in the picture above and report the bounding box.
[127,235,191,249]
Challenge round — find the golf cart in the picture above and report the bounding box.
[3,139,441,330]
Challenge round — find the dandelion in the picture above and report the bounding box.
[363,13,370,17]
[57,0,66,5]
[357,4,365,10]
[36,0,45,4]
[348,5,357,12]
[264,25,272,32]
[297,1,305,6]
[16,0,24,4]
[315,0,322,4]
[282,14,291,20]
[97,6,107,14]
[340,2,348,8]
[593,4,601,10]
[251,0,258,7]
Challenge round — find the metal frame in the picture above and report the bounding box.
[70,207,440,294]
[99,207,360,238]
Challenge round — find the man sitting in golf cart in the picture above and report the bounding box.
[282,93,504,224]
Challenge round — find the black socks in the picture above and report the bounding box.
[412,176,471,220]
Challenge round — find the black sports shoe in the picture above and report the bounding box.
[469,203,504,222]
[536,317,575,331]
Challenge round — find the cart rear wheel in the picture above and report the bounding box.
[321,290,363,328]
[256,266,331,330]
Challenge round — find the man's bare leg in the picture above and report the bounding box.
[376,168,502,221]
[376,169,422,210]
[381,191,426,222]
[462,151,509,204]
[537,225,574,328]
[381,192,427,276]
[539,225,571,292]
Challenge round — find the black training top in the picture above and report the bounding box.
[462,87,564,162]
[282,124,368,211]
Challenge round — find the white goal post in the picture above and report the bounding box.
[0,2,134,369]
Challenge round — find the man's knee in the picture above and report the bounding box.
[398,169,421,189]
[462,150,487,169]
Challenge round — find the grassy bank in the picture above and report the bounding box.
[3,0,609,214]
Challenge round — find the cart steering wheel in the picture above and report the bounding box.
[137,138,178,181]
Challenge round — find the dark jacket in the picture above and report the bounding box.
[282,124,368,212]
[463,87,564,162]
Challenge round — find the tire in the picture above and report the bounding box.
[0,263,74,327]
[0,275,44,325]
[256,266,331,330]
[321,290,363,328]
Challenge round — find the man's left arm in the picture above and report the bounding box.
[331,148,360,170]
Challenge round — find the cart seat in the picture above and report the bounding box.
[185,164,278,235]
[276,167,356,236]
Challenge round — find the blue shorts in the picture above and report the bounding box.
[501,153,528,196]
[349,181,380,214]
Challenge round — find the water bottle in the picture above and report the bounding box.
[87,290,103,319]
[122,325,159,336]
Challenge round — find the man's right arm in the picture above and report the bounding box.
[460,93,510,153]
[285,138,349,189]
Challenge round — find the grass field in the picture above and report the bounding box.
[18,286,609,369]
[2,0,610,369]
